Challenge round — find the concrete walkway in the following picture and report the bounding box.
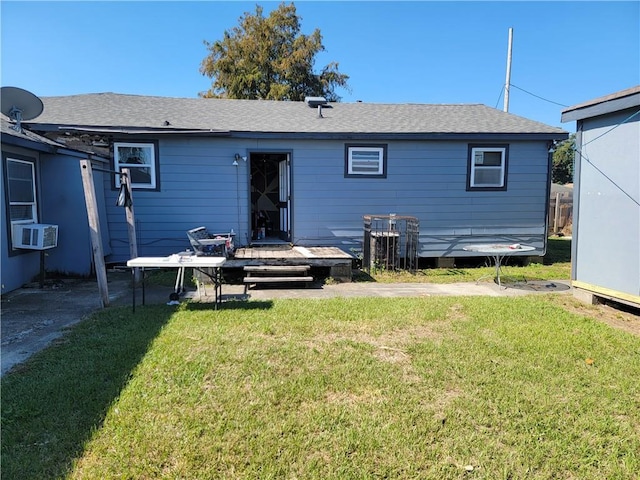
[224,279,570,301]
[1,272,571,376]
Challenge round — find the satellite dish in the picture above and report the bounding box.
[1,86,44,132]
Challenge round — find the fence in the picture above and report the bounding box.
[363,214,419,273]
[549,191,573,234]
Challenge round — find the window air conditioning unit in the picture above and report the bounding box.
[13,224,59,250]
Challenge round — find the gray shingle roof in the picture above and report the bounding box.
[1,117,62,147]
[561,85,640,123]
[26,92,566,136]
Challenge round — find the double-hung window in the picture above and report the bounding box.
[345,144,387,178]
[467,145,508,190]
[6,157,37,224]
[114,142,158,189]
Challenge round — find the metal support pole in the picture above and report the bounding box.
[503,27,513,113]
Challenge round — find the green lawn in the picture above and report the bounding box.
[362,237,572,284]
[2,292,638,479]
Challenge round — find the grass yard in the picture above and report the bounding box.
[364,237,572,284]
[2,293,638,479]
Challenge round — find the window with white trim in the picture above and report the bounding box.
[467,145,508,190]
[6,158,37,224]
[345,144,387,178]
[114,142,158,189]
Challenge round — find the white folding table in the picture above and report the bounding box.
[127,253,226,312]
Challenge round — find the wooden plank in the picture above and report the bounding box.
[234,246,353,261]
[243,276,314,283]
[244,265,309,273]
[79,159,109,308]
[121,168,140,284]
[295,246,354,259]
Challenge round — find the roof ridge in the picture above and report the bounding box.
[40,92,489,107]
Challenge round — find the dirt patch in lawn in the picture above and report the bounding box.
[549,295,640,337]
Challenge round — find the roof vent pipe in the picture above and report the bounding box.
[317,104,323,118]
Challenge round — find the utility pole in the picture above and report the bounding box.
[503,27,513,113]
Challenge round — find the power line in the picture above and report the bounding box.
[574,108,640,206]
[494,85,505,109]
[582,109,640,146]
[509,84,569,107]
[576,147,640,207]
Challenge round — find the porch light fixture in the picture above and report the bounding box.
[233,153,247,166]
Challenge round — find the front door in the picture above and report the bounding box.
[250,152,291,242]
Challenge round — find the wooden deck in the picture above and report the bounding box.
[225,246,354,281]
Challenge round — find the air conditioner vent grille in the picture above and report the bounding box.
[13,224,58,250]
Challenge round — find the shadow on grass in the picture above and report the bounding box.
[351,270,376,282]
[1,305,173,479]
[440,268,474,276]
[501,278,571,292]
[544,237,572,264]
[185,299,275,311]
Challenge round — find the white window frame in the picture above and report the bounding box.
[468,145,507,190]
[114,142,157,189]
[6,157,37,225]
[345,145,387,177]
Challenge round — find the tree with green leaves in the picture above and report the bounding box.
[552,133,575,184]
[199,3,349,101]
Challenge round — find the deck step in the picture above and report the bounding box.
[243,276,314,283]
[243,265,313,292]
[243,265,310,273]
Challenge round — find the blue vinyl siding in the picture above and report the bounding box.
[103,137,550,262]
[291,139,548,255]
[104,137,252,260]
[40,152,111,276]
[0,148,42,292]
[1,147,108,292]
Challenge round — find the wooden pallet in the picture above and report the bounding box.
[243,265,313,293]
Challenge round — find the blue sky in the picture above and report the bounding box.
[1,1,638,130]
